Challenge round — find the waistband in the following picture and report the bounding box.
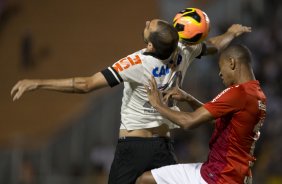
[118,136,171,143]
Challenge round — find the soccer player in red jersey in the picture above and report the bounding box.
[137,44,266,184]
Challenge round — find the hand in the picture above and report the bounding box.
[145,76,164,108]
[227,24,252,37]
[11,79,39,101]
[163,87,188,103]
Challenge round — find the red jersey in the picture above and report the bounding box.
[201,80,266,184]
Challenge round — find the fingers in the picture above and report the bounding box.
[147,76,158,95]
[234,26,251,37]
[163,90,174,103]
[144,84,150,94]
[163,93,170,103]
[229,24,252,35]
[239,25,252,33]
[244,26,252,32]
[163,87,179,103]
[149,76,157,90]
[11,81,20,97]
[11,81,25,101]
[13,89,23,101]
[145,76,157,95]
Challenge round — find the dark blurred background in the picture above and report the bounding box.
[0,0,281,183]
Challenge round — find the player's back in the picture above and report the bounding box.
[101,42,203,131]
[119,48,185,130]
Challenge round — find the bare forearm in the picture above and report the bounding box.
[154,103,194,130]
[184,94,203,110]
[207,24,251,53]
[36,78,74,92]
[37,77,91,93]
[11,72,109,101]
[207,31,235,53]
[147,76,214,130]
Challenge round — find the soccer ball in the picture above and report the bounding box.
[173,8,210,44]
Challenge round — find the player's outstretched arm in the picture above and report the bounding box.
[146,76,213,130]
[11,72,109,101]
[163,87,203,110]
[205,24,252,54]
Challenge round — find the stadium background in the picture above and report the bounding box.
[0,0,281,183]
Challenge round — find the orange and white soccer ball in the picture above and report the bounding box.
[173,8,210,44]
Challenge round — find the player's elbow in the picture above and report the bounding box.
[184,124,198,131]
[179,116,197,131]
[178,118,192,130]
[74,78,93,93]
[80,84,92,93]
[182,122,193,131]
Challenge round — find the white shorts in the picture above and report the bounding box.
[151,163,207,184]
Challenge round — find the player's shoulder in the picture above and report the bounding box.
[128,49,153,62]
[230,84,245,96]
[231,82,258,96]
[229,84,248,99]
[134,49,167,67]
[239,80,265,99]
[115,48,163,72]
[212,85,243,103]
[111,49,145,73]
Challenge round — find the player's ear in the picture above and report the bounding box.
[147,42,155,52]
[229,57,236,70]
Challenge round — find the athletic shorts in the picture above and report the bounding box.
[151,163,207,184]
[108,136,177,184]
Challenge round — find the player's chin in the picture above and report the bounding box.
[222,80,228,87]
[224,80,233,87]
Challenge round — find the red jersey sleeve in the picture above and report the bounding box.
[204,85,245,119]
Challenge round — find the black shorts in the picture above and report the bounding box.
[108,136,177,184]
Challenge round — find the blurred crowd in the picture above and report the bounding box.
[0,0,281,184]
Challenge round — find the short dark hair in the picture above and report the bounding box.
[149,21,179,60]
[222,44,252,65]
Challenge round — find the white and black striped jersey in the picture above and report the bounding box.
[101,42,204,130]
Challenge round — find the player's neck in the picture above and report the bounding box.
[236,70,256,84]
[235,63,255,84]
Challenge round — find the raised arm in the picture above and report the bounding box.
[11,72,109,101]
[146,77,214,130]
[204,24,252,55]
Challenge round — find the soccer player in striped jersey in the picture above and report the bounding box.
[11,19,250,184]
[139,44,266,184]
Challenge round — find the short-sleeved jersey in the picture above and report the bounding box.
[201,80,266,184]
[101,42,203,130]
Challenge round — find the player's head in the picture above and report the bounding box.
[218,44,254,86]
[143,19,179,60]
